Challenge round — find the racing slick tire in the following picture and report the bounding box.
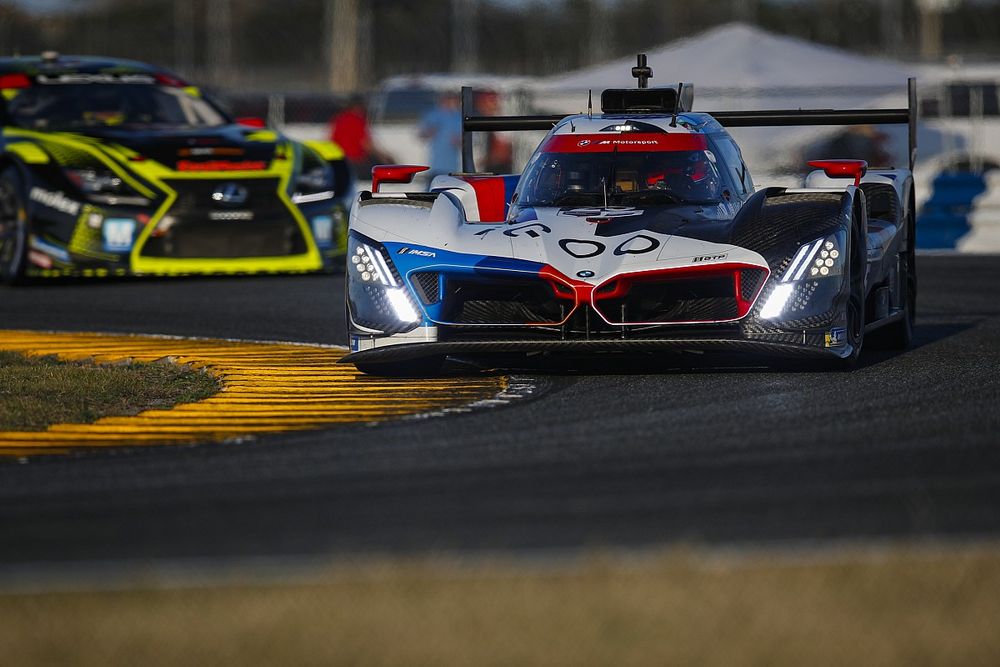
[869,195,916,351]
[352,356,445,378]
[868,252,914,350]
[0,166,28,285]
[823,213,866,370]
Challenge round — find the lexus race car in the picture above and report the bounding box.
[0,54,352,282]
[342,59,917,375]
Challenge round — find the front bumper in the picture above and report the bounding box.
[340,334,850,365]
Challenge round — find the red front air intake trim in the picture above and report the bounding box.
[590,262,770,326]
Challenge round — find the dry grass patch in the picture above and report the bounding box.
[0,350,219,431]
[1,546,999,666]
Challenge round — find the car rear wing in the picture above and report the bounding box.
[460,78,917,173]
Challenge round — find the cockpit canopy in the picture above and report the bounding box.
[516,131,724,207]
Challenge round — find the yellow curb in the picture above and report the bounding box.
[0,330,507,455]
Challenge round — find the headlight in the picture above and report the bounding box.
[347,235,421,333]
[760,232,845,320]
[64,167,149,206]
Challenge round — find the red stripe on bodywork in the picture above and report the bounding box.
[590,262,770,325]
[459,176,508,222]
[541,133,707,153]
[0,74,31,89]
[539,264,593,306]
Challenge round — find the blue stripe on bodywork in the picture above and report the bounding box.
[382,241,547,324]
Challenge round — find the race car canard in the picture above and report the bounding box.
[341,56,919,375]
[0,54,352,282]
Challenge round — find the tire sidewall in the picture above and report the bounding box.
[842,216,866,366]
[0,166,28,283]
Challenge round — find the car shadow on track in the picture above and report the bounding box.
[440,320,980,378]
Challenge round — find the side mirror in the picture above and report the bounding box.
[807,159,868,186]
[236,116,267,128]
[371,164,429,193]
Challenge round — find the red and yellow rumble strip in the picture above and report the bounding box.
[0,330,504,455]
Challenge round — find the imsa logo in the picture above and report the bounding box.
[397,247,436,258]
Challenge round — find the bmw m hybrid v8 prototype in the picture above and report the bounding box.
[343,59,918,375]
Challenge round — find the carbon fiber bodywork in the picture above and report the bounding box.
[345,96,915,371]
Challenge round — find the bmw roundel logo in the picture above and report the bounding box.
[576,270,595,278]
[577,139,591,146]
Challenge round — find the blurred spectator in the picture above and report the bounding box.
[418,92,462,178]
[477,91,513,174]
[329,95,389,174]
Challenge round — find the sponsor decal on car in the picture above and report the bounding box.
[176,160,267,172]
[558,206,643,219]
[311,215,334,248]
[825,327,847,347]
[35,73,156,85]
[27,250,53,269]
[397,247,436,258]
[102,218,136,252]
[29,235,71,262]
[208,210,254,221]
[29,187,80,216]
[595,139,658,146]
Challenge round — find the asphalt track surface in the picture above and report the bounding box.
[0,255,998,567]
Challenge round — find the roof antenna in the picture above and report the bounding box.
[631,54,652,89]
[670,82,684,128]
[587,89,592,119]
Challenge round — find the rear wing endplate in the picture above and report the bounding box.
[460,78,917,173]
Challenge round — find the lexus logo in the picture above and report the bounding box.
[211,182,248,205]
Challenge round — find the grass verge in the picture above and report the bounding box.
[1,545,999,666]
[0,350,219,431]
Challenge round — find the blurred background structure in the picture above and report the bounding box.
[3,0,999,249]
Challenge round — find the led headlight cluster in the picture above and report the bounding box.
[808,240,840,277]
[760,232,845,320]
[348,235,421,333]
[352,243,396,286]
[783,234,844,282]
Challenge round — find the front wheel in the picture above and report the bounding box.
[826,224,866,370]
[869,251,914,350]
[0,167,28,285]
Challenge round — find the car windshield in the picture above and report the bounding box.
[517,148,724,207]
[5,83,229,131]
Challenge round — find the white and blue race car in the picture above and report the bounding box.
[342,59,918,376]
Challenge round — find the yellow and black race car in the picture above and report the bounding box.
[0,53,352,283]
